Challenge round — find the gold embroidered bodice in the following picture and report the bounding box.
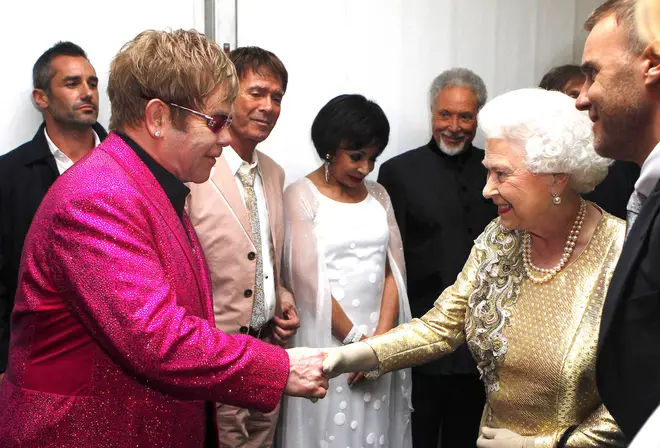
[366,214,627,447]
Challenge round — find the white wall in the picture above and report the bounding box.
[236,0,579,186]
[574,0,604,63]
[0,0,205,155]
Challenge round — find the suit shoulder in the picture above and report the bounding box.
[0,140,36,171]
[257,151,285,179]
[380,145,431,169]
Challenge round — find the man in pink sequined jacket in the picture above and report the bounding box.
[0,30,328,448]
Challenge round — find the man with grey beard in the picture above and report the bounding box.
[377,68,496,447]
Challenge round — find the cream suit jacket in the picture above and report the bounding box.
[186,151,294,338]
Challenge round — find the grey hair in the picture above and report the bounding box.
[429,68,488,111]
[478,88,612,194]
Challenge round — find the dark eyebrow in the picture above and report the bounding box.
[580,61,599,75]
[248,85,284,96]
[62,76,82,83]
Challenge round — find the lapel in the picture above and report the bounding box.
[599,181,660,349]
[22,123,59,176]
[256,152,278,252]
[210,156,254,239]
[99,133,205,301]
[182,212,214,321]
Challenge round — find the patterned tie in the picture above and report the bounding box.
[626,190,647,239]
[237,165,267,329]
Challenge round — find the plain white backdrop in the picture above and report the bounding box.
[0,0,603,186]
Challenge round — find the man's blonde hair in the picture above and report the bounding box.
[108,29,238,130]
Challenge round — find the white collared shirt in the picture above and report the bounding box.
[223,145,276,321]
[635,141,660,198]
[44,128,101,175]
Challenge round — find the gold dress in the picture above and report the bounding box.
[366,213,627,447]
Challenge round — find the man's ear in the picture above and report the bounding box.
[144,99,169,139]
[32,89,49,111]
[642,42,660,87]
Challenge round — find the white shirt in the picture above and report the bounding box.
[223,145,276,321]
[44,128,101,175]
[635,141,660,198]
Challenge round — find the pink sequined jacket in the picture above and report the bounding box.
[0,133,290,447]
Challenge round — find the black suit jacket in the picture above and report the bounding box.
[377,139,497,375]
[597,178,660,439]
[0,122,107,371]
[584,161,639,220]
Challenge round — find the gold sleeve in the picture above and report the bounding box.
[364,244,482,374]
[561,405,626,447]
[530,406,625,448]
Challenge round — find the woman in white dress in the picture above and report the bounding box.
[279,94,412,448]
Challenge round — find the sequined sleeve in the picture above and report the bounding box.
[364,243,482,374]
[48,191,289,410]
[562,405,626,447]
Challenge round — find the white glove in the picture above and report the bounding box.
[321,342,378,378]
[477,427,535,448]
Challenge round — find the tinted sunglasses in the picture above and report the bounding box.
[141,96,232,133]
[168,102,232,133]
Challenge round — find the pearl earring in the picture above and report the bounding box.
[155,130,162,138]
[552,193,562,205]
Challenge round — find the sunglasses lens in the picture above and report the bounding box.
[209,115,231,133]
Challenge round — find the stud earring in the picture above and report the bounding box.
[552,192,562,205]
[154,130,162,138]
[324,154,331,183]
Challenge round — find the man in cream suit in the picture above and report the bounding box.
[186,46,299,448]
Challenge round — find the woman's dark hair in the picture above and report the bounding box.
[538,65,585,92]
[311,94,390,159]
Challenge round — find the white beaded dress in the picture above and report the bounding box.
[279,178,412,448]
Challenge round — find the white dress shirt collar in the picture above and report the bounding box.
[635,141,660,198]
[223,145,258,177]
[44,127,101,175]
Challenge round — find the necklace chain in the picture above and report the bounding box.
[522,198,587,284]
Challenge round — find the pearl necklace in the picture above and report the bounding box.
[522,198,587,284]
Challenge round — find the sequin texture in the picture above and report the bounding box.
[366,214,628,446]
[0,133,290,447]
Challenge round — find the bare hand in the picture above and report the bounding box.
[346,371,366,387]
[284,347,328,399]
[477,427,534,448]
[272,302,300,347]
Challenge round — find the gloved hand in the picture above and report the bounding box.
[321,342,378,378]
[477,427,535,448]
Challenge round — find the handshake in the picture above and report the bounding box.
[283,343,378,398]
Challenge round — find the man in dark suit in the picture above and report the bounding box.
[378,68,496,447]
[576,0,660,441]
[0,41,107,378]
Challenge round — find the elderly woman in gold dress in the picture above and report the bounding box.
[322,88,627,448]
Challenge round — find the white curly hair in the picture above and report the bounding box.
[478,88,612,193]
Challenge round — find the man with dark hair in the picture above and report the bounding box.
[186,46,298,447]
[377,68,496,447]
[0,41,107,379]
[577,0,660,440]
[539,64,640,220]
[539,64,586,98]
